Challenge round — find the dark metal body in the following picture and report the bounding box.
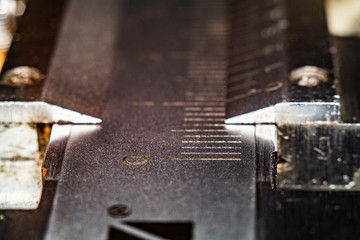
[1,0,360,240]
[333,37,360,123]
[277,123,360,189]
[0,0,117,118]
[226,0,336,120]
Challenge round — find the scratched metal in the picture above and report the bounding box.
[256,124,360,240]
[45,0,256,239]
[226,0,337,120]
[277,123,360,190]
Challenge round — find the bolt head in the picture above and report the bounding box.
[289,66,329,87]
[107,204,131,218]
[1,66,44,87]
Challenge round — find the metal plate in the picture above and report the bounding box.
[0,0,119,121]
[226,0,337,123]
[44,0,256,239]
[2,0,360,239]
[277,123,360,190]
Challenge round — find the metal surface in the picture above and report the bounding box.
[1,66,44,87]
[276,123,360,190]
[42,124,72,181]
[0,101,101,123]
[333,37,360,123]
[0,181,58,240]
[257,154,360,240]
[1,0,360,239]
[254,124,360,240]
[43,0,256,239]
[226,102,340,124]
[0,0,118,121]
[0,123,42,209]
[289,66,329,87]
[0,0,67,98]
[226,0,337,123]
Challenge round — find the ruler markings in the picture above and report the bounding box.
[184,118,225,122]
[181,146,241,149]
[182,140,242,143]
[228,62,257,75]
[263,61,283,72]
[163,102,225,106]
[184,99,225,102]
[229,50,262,63]
[184,107,225,111]
[186,93,225,97]
[181,152,242,155]
[184,113,225,116]
[188,70,225,72]
[164,0,244,162]
[159,158,242,161]
[228,80,259,93]
[182,135,241,138]
[183,124,226,127]
[172,129,229,132]
[228,69,262,84]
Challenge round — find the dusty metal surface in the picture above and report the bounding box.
[226,0,337,124]
[0,181,58,240]
[1,0,360,239]
[0,0,67,100]
[42,124,72,181]
[40,0,119,119]
[44,0,256,239]
[0,0,118,121]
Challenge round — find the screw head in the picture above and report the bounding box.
[289,66,328,87]
[1,66,44,87]
[107,204,131,218]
